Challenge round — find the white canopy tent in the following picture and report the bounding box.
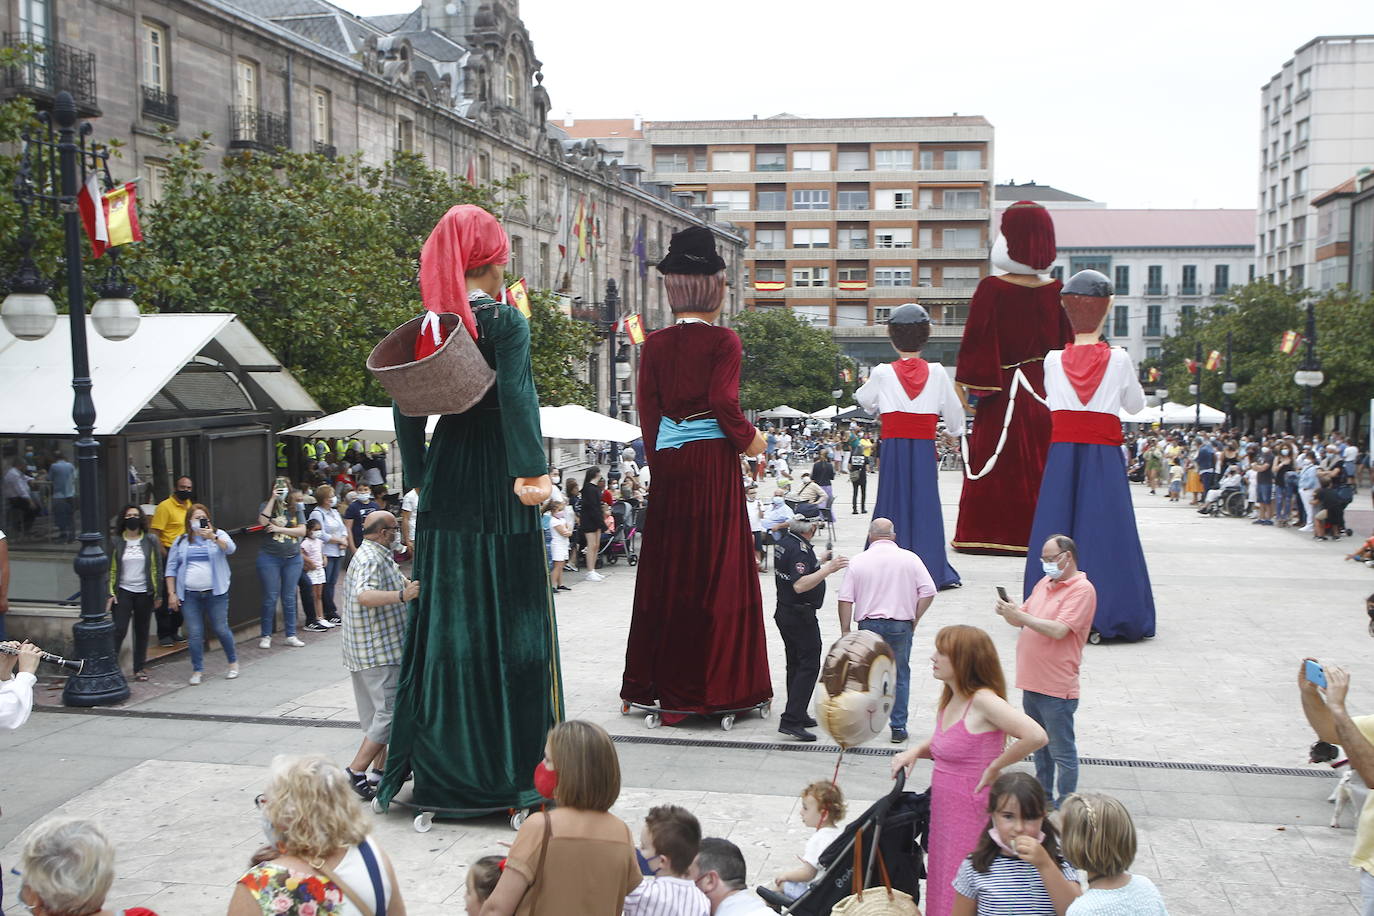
[282,403,640,443]
[1118,401,1225,426]
[758,405,810,419]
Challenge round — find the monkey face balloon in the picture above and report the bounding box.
[815,632,897,749]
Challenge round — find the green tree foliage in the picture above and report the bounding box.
[523,284,596,407]
[1152,280,1374,419]
[733,308,856,413]
[120,130,530,413]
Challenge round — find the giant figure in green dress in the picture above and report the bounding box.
[376,204,561,813]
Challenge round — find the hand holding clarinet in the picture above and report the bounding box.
[0,640,82,675]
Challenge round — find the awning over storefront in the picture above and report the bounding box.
[0,314,320,435]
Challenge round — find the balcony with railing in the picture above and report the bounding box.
[228,107,289,152]
[1178,284,1202,296]
[1143,283,1168,297]
[1,33,99,115]
[141,84,177,123]
[1212,283,1231,295]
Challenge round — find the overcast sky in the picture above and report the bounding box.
[334,0,1370,210]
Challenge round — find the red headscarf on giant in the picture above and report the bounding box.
[416,205,509,357]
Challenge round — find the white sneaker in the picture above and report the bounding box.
[258,636,271,649]
[189,671,202,685]
[322,618,339,628]
[585,571,605,582]
[226,664,239,680]
[284,636,306,648]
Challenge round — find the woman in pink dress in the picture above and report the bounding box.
[891,625,1047,916]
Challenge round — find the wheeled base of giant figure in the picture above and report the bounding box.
[372,789,538,833]
[620,699,771,732]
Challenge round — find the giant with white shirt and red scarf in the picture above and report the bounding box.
[854,304,964,589]
[1021,270,1156,642]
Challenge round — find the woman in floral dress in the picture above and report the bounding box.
[229,755,407,916]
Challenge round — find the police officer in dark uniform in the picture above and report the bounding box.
[773,503,848,741]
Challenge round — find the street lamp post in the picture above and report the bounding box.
[1221,330,1237,431]
[0,92,136,706]
[1294,298,1324,441]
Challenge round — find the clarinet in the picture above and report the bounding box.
[0,643,84,673]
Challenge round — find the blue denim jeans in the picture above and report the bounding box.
[858,617,914,730]
[181,589,237,672]
[321,555,343,619]
[1021,689,1080,806]
[256,551,303,637]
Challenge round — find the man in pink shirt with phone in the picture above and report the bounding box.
[995,533,1096,807]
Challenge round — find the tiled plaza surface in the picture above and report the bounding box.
[2,471,1372,914]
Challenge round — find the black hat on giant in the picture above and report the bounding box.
[656,226,726,275]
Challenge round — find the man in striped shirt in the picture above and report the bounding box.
[623,805,710,915]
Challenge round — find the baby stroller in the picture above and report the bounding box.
[599,500,639,566]
[758,774,929,915]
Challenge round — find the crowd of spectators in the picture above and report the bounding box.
[1125,427,1366,543]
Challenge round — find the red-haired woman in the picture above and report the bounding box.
[891,625,1046,916]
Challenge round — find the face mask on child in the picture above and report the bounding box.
[988,826,1045,858]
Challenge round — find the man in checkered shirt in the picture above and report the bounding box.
[341,510,419,800]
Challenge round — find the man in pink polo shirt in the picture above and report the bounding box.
[837,517,937,744]
[995,533,1096,807]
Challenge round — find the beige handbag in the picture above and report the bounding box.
[366,312,495,417]
[829,826,921,916]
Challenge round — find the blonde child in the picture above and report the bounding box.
[299,518,328,631]
[772,780,845,900]
[465,855,504,915]
[951,771,1080,916]
[1060,793,1169,915]
[1166,461,1183,502]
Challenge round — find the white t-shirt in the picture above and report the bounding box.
[801,825,842,868]
[400,489,419,543]
[1065,875,1169,915]
[549,507,573,559]
[118,537,148,593]
[745,497,764,533]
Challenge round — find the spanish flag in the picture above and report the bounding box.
[1147,367,1161,382]
[624,313,646,345]
[102,183,143,247]
[1205,350,1222,371]
[1279,330,1301,354]
[507,278,531,318]
[573,197,588,261]
[754,281,786,291]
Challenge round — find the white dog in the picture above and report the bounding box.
[1329,765,1370,828]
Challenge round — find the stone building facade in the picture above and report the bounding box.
[1,0,744,418]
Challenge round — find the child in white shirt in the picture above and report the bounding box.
[624,805,710,916]
[773,780,846,900]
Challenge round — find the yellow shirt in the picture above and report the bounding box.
[150,496,191,549]
[861,437,874,457]
[1351,715,1374,875]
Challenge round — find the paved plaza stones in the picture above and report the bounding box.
[1,471,1372,914]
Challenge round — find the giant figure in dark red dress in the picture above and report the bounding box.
[621,227,770,722]
[952,201,1073,556]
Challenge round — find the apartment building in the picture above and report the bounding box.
[1257,35,1374,287]
[1047,210,1256,367]
[0,0,744,418]
[1312,168,1374,295]
[565,115,994,366]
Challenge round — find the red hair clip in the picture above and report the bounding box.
[497,858,508,872]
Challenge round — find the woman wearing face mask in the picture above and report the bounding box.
[310,485,350,624]
[257,477,308,650]
[481,721,640,915]
[1273,442,1296,526]
[579,467,608,581]
[164,504,237,685]
[230,754,407,916]
[107,505,162,681]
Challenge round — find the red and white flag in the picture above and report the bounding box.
[77,171,108,258]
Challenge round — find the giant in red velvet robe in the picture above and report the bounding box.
[952,276,1073,555]
[621,321,771,716]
